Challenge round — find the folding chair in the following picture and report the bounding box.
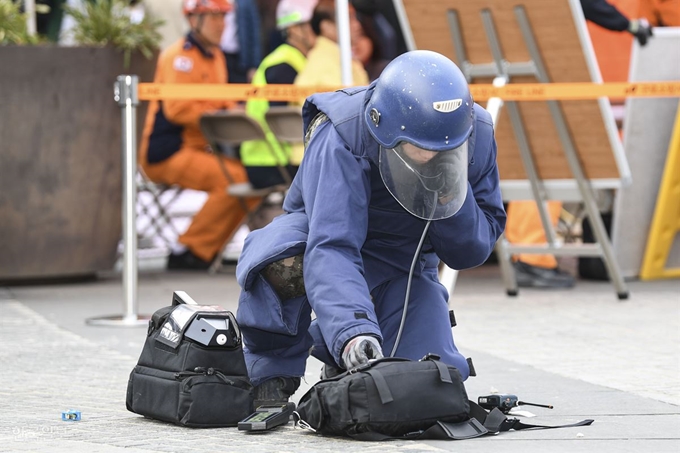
[200,110,293,272]
[264,106,305,145]
[265,106,307,166]
[136,169,187,251]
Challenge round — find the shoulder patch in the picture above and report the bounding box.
[173,56,193,73]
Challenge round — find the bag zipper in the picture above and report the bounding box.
[174,367,235,385]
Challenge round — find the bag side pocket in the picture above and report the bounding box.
[296,379,353,436]
[179,371,253,428]
[127,366,182,424]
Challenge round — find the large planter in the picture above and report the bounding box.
[0,46,156,282]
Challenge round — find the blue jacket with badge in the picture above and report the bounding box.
[236,83,505,378]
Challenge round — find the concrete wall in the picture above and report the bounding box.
[0,46,155,281]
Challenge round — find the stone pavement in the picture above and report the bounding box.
[1,263,678,452]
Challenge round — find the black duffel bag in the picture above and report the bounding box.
[295,355,480,439]
[295,355,595,441]
[126,292,254,428]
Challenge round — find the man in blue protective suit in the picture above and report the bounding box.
[235,50,506,406]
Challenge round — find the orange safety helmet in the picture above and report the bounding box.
[182,0,233,15]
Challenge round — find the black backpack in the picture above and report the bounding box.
[125,292,253,427]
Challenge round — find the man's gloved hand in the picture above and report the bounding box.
[628,19,653,46]
[341,335,384,370]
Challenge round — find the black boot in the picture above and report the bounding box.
[167,250,212,270]
[513,261,575,288]
[253,377,301,408]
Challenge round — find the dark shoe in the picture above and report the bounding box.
[513,261,575,289]
[167,250,212,271]
[221,257,239,266]
[254,377,301,408]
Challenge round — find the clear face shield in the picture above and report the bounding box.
[379,141,468,220]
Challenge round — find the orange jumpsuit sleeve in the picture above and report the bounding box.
[639,0,680,26]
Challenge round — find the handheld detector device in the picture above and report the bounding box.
[238,402,296,432]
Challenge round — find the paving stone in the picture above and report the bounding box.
[2,265,679,453]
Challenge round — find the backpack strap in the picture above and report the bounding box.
[499,417,595,432]
[346,418,488,441]
[365,370,394,405]
[468,401,594,433]
[418,418,489,440]
[347,430,419,441]
[414,402,594,441]
[362,360,456,407]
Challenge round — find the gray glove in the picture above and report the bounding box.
[341,335,384,370]
[628,19,653,46]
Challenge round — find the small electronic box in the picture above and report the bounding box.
[238,403,296,432]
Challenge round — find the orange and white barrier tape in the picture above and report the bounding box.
[137,81,680,102]
[138,83,342,102]
[469,81,680,101]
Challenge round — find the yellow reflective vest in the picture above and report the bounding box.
[240,44,307,167]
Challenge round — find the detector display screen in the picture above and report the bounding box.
[246,412,274,423]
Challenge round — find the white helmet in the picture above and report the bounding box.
[276,0,318,30]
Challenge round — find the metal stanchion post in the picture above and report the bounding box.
[87,75,150,327]
[335,0,353,86]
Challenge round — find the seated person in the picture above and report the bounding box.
[138,0,258,270]
[638,0,680,26]
[240,0,319,189]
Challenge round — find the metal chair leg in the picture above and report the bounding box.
[496,234,519,296]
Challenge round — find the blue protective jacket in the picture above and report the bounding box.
[236,84,506,365]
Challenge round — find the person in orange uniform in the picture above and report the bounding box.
[638,0,680,26]
[139,0,257,270]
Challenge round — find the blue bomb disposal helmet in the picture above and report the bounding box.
[365,50,474,220]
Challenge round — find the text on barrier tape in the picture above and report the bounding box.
[137,81,680,102]
[137,84,342,102]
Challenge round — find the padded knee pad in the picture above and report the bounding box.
[261,254,306,300]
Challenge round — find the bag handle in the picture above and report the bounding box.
[319,357,411,383]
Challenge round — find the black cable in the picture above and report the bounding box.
[390,191,438,357]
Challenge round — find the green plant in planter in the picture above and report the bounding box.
[65,0,163,68]
[0,0,40,45]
